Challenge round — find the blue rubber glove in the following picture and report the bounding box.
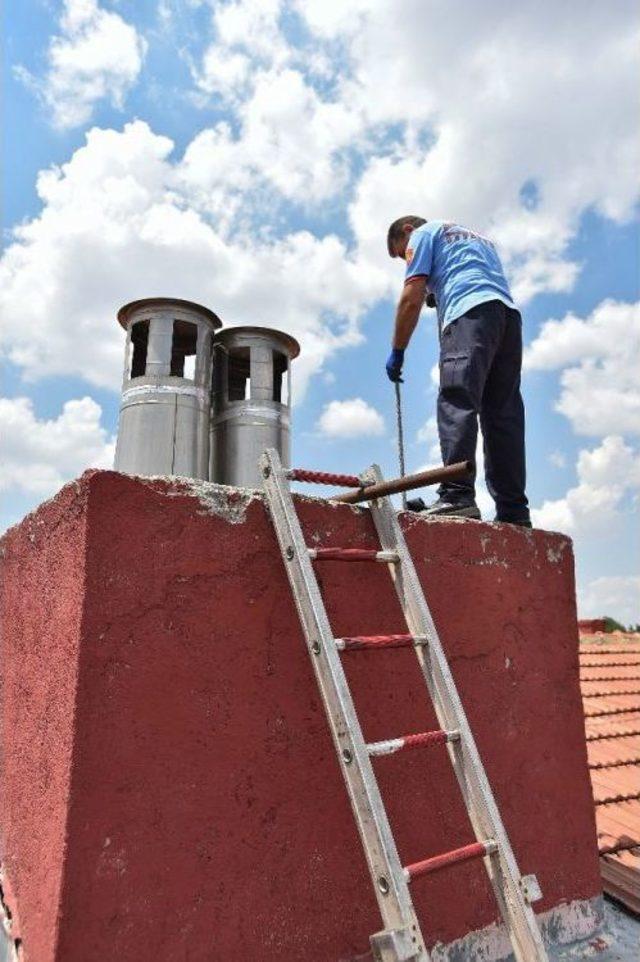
[386,347,405,383]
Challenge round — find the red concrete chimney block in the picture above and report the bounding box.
[0,471,602,961]
[578,619,607,635]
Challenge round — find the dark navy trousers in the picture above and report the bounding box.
[437,299,529,522]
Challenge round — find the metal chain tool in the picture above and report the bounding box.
[395,382,407,509]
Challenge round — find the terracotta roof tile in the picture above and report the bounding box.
[580,637,640,913]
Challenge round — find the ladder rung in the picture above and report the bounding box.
[405,840,497,881]
[367,729,460,756]
[287,468,362,487]
[309,548,399,563]
[335,634,426,651]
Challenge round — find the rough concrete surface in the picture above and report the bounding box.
[599,899,640,960]
[548,898,639,961]
[0,470,609,961]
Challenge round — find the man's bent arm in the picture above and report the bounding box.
[392,276,427,348]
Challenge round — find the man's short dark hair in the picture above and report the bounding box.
[387,215,427,257]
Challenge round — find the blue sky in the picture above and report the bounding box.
[2,0,639,622]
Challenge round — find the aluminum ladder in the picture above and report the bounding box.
[260,448,549,962]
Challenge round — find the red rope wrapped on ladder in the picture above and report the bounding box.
[288,468,362,487]
[367,729,457,757]
[309,547,398,563]
[336,633,419,651]
[405,840,496,881]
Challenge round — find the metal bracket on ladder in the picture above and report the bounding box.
[370,927,420,962]
[260,449,549,962]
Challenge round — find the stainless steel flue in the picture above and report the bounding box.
[210,327,300,487]
[114,298,222,479]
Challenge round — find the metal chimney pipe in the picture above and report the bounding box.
[210,327,300,488]
[114,298,222,479]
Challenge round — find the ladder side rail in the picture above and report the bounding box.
[260,449,428,959]
[365,467,549,962]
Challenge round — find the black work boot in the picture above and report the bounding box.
[407,496,481,520]
[495,516,532,528]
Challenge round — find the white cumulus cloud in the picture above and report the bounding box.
[524,299,640,436]
[0,396,114,498]
[578,575,640,626]
[182,66,362,210]
[532,435,640,535]
[0,121,385,396]
[194,47,251,102]
[187,0,639,306]
[208,0,287,66]
[317,398,385,438]
[192,0,289,101]
[336,2,640,301]
[16,0,147,130]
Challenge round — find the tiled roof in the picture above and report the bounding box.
[580,635,640,913]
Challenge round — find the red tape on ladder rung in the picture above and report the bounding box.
[311,548,396,562]
[405,841,495,881]
[367,730,454,756]
[288,468,362,487]
[337,634,419,651]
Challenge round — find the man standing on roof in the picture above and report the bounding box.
[386,216,531,527]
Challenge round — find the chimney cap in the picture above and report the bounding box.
[117,298,223,330]
[214,326,300,359]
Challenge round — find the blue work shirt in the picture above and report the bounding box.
[404,221,515,330]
